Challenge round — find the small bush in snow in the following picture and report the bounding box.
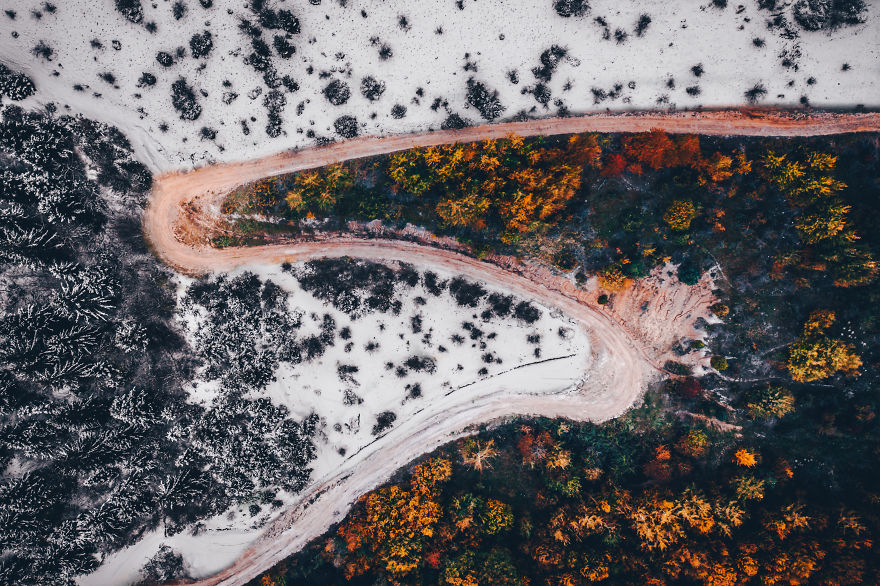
[156,51,174,67]
[323,79,351,106]
[171,77,202,120]
[744,83,768,104]
[263,89,286,137]
[466,78,506,121]
[360,76,386,101]
[333,115,358,138]
[441,113,471,130]
[273,35,296,58]
[371,411,397,435]
[115,0,144,23]
[635,13,652,36]
[553,0,590,18]
[189,30,213,58]
[390,104,407,119]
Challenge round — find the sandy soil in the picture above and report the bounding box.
[145,110,877,586]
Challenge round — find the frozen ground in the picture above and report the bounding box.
[82,261,589,585]
[2,0,877,172]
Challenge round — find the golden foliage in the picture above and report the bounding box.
[733,449,757,468]
[598,264,629,292]
[387,133,601,237]
[788,310,862,382]
[285,163,354,214]
[663,199,698,231]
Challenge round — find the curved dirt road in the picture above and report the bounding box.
[144,110,879,586]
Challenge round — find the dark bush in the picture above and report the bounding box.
[156,51,174,67]
[441,113,471,130]
[466,78,506,121]
[448,277,486,307]
[390,104,407,119]
[634,13,651,36]
[532,45,567,82]
[360,76,386,102]
[32,41,54,61]
[189,30,213,58]
[553,0,589,17]
[514,301,541,324]
[333,115,358,138]
[264,89,286,138]
[323,79,351,106]
[115,0,144,23]
[677,260,702,285]
[137,72,156,87]
[744,83,767,104]
[371,411,397,435]
[171,77,202,120]
[273,35,296,58]
[172,1,186,20]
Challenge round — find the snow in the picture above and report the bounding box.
[80,261,589,584]
[2,0,877,173]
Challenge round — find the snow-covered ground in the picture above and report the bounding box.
[2,0,877,172]
[82,261,589,585]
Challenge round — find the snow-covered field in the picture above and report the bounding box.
[82,260,589,584]
[2,0,877,172]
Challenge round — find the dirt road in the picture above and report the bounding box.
[145,110,877,586]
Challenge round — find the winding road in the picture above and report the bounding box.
[143,110,880,586]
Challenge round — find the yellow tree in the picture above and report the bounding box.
[285,163,354,214]
[663,200,698,231]
[787,310,861,382]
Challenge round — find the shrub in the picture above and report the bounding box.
[553,0,590,17]
[710,356,728,371]
[744,83,767,104]
[677,377,703,398]
[137,72,156,87]
[264,89,286,137]
[171,77,201,120]
[441,113,471,130]
[677,261,701,286]
[172,1,186,20]
[115,0,144,23]
[323,79,351,106]
[466,78,506,121]
[597,294,608,305]
[391,104,407,119]
[156,51,174,67]
[514,301,541,324]
[634,13,651,36]
[189,30,213,58]
[273,35,295,58]
[360,76,386,102]
[372,411,397,435]
[333,115,358,138]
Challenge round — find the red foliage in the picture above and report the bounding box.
[601,153,628,177]
[678,377,703,399]
[620,130,703,172]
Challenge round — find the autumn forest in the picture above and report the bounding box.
[233,129,880,585]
